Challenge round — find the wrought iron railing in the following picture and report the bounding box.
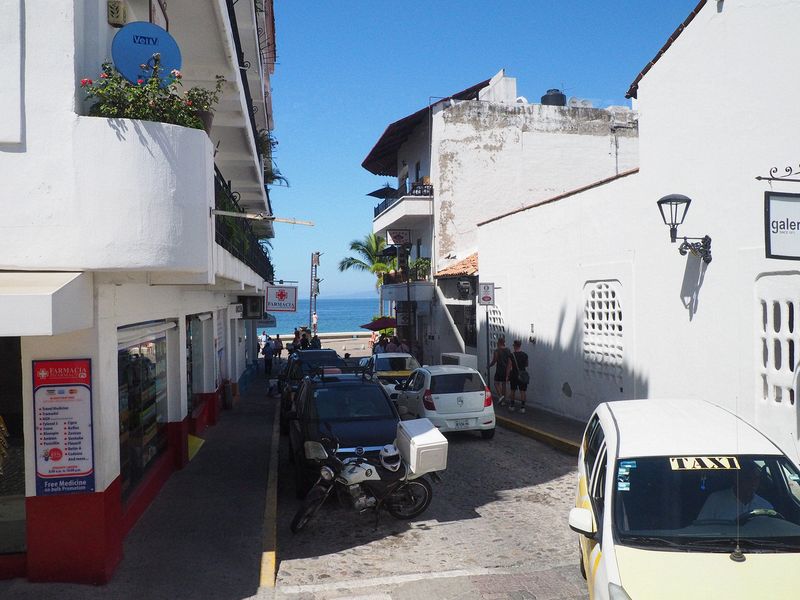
[214,166,274,282]
[225,0,263,159]
[373,182,434,218]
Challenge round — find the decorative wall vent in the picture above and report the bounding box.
[583,281,624,381]
[757,276,800,406]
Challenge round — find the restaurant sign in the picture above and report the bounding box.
[765,192,800,260]
[33,359,95,495]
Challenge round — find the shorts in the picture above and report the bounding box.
[494,374,508,383]
[510,375,528,392]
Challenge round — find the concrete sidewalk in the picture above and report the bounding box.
[494,402,585,455]
[0,371,277,600]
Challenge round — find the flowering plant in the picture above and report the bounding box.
[81,54,224,130]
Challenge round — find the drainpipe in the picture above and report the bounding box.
[434,284,466,354]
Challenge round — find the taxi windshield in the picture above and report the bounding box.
[376,356,419,372]
[614,455,800,552]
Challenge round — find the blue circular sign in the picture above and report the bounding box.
[111,22,181,85]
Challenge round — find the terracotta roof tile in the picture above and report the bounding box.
[434,253,478,278]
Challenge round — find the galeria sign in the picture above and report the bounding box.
[33,359,95,495]
[765,191,800,260]
[266,285,298,312]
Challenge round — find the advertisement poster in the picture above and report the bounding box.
[33,359,95,495]
[765,192,800,260]
[266,285,298,312]
[478,282,495,305]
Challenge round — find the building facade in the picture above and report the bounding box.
[477,0,800,464]
[363,71,638,364]
[0,0,277,583]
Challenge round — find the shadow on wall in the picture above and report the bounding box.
[680,254,708,321]
[501,304,650,422]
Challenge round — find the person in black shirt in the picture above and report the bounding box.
[508,340,529,413]
[488,336,512,406]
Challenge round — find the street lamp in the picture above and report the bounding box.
[656,194,712,264]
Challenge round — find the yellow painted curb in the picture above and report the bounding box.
[259,392,281,588]
[495,415,580,456]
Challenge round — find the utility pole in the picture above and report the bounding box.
[309,252,321,332]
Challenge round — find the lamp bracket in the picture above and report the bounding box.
[678,235,712,264]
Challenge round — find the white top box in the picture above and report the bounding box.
[396,418,448,475]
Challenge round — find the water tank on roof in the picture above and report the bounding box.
[541,88,566,106]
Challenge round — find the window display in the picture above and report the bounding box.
[118,335,168,499]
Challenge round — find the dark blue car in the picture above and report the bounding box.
[287,372,399,497]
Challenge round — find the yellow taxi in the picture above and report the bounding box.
[570,398,800,600]
[364,353,420,400]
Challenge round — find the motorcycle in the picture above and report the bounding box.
[290,434,441,533]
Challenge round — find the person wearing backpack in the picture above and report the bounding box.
[508,340,530,413]
[488,336,512,406]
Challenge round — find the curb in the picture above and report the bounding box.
[495,415,580,456]
[259,392,281,588]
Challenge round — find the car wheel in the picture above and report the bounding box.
[480,428,496,440]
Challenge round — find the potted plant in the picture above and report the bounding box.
[81,54,224,133]
[410,257,431,281]
[185,75,225,133]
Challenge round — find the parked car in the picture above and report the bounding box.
[394,365,495,439]
[570,398,800,600]
[287,372,400,497]
[279,349,346,433]
[364,353,420,400]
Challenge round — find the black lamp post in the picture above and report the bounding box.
[656,194,712,263]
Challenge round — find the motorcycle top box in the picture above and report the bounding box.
[396,418,448,475]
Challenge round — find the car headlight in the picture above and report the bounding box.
[320,466,335,481]
[609,583,632,600]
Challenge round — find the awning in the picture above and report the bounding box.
[0,272,93,336]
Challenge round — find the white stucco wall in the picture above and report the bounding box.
[478,0,800,463]
[432,101,638,267]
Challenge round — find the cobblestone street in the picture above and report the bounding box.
[274,425,588,600]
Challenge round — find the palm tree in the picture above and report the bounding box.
[338,233,392,315]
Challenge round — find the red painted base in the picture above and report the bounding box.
[0,553,26,580]
[26,478,123,584]
[168,418,190,470]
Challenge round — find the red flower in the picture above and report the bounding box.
[100,72,109,79]
[80,78,92,86]
[137,79,144,85]
[186,100,192,106]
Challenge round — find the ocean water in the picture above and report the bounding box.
[257,297,381,336]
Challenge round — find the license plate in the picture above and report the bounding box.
[454,419,470,429]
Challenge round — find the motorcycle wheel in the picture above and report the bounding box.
[386,478,433,520]
[290,485,328,533]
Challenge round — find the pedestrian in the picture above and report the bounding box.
[369,330,378,351]
[263,335,274,378]
[273,334,283,359]
[373,335,388,354]
[312,311,318,335]
[399,339,410,353]
[386,336,399,352]
[488,336,512,406]
[508,340,529,413]
[291,329,301,352]
[310,334,321,349]
[300,332,310,350]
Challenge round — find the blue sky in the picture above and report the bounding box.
[268,1,696,298]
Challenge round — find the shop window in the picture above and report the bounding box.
[0,337,25,553]
[118,335,168,500]
[757,277,800,406]
[583,281,624,381]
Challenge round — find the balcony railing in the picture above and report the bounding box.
[373,182,434,218]
[214,166,274,282]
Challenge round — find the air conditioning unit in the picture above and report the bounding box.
[238,296,264,319]
[440,352,477,370]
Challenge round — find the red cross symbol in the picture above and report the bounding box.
[276,289,288,301]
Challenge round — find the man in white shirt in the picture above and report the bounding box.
[697,461,773,521]
[263,335,274,378]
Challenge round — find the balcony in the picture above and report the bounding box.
[214,168,274,282]
[372,183,434,234]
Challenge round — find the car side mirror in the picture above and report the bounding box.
[568,507,596,538]
[304,441,328,460]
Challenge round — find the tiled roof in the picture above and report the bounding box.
[434,253,478,278]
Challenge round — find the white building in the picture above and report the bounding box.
[0,0,277,583]
[477,0,800,464]
[363,71,638,365]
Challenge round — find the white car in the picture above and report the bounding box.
[570,398,800,600]
[395,365,495,439]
